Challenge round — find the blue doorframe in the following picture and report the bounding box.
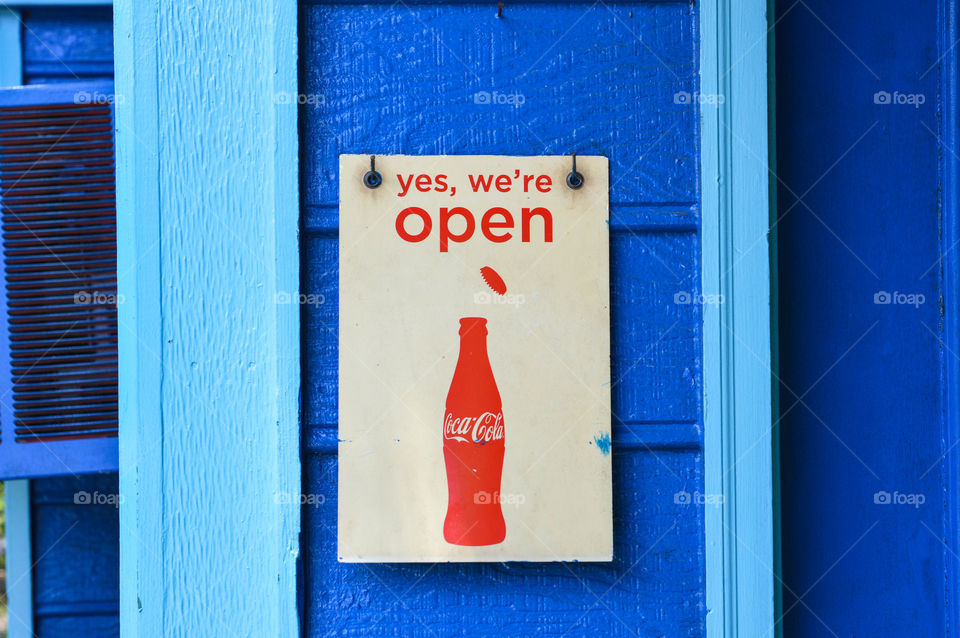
[701,0,776,635]
[110,1,773,637]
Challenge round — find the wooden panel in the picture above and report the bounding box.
[21,8,114,84]
[302,231,702,432]
[776,1,943,635]
[303,450,704,636]
[700,1,775,634]
[299,3,698,207]
[7,12,121,638]
[300,1,704,635]
[114,0,301,635]
[31,474,119,638]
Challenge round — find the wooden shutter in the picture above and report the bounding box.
[0,82,118,478]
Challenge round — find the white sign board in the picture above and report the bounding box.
[338,155,612,562]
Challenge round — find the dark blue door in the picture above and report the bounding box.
[299,1,706,635]
[777,1,954,635]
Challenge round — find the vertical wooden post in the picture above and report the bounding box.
[113,2,300,636]
[6,480,33,638]
[701,0,777,636]
[0,16,32,638]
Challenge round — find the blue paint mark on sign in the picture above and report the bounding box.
[593,433,612,456]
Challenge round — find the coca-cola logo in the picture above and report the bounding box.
[444,411,504,443]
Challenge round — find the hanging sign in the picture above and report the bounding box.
[338,155,612,562]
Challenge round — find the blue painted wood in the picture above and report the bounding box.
[1,11,122,637]
[11,1,110,5]
[766,1,783,630]
[0,17,33,638]
[302,230,702,432]
[112,0,163,633]
[939,1,960,632]
[300,2,712,636]
[30,474,119,638]
[0,8,22,87]
[6,479,34,638]
[700,1,776,636]
[114,1,301,636]
[20,7,113,84]
[0,79,111,105]
[3,13,119,478]
[776,1,945,635]
[304,450,704,635]
[0,81,119,479]
[300,7,698,209]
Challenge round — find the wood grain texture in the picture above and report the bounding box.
[300,1,705,635]
[939,2,960,634]
[20,7,113,83]
[302,231,702,429]
[299,3,699,207]
[304,450,704,636]
[776,1,940,636]
[31,475,120,638]
[0,17,28,638]
[701,0,775,635]
[114,0,300,636]
[0,8,22,87]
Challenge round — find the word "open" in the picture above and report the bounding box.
[396,206,554,252]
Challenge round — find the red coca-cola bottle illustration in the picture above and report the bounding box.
[443,317,506,546]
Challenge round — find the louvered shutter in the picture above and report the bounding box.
[0,82,119,478]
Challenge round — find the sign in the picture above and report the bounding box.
[338,155,612,562]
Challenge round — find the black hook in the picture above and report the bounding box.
[566,153,584,190]
[497,2,504,18]
[363,155,382,189]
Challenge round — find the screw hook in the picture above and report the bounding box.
[566,153,584,190]
[363,155,382,189]
[497,2,504,18]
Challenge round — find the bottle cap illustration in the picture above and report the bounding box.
[480,266,507,295]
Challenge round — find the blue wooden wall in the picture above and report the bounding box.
[299,2,705,635]
[15,7,119,637]
[20,7,113,84]
[30,475,119,637]
[776,1,948,635]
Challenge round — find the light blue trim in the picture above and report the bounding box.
[113,0,162,633]
[766,0,782,632]
[6,480,33,638]
[5,1,111,6]
[114,1,300,636]
[0,7,21,88]
[0,23,29,638]
[701,0,775,636]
